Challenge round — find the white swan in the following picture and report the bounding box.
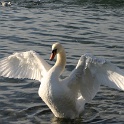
[0,42,124,119]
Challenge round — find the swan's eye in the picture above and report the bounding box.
[49,49,57,61]
[52,49,57,54]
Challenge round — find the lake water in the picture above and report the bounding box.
[0,0,124,123]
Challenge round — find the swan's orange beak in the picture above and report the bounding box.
[49,49,57,61]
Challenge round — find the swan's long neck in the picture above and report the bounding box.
[54,49,66,75]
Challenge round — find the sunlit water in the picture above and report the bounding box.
[0,0,124,123]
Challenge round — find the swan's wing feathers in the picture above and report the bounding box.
[66,54,124,102]
[79,54,124,102]
[80,67,100,102]
[0,51,51,81]
[66,55,86,90]
[65,55,100,102]
[86,54,124,91]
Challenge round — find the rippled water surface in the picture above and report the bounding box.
[0,0,124,123]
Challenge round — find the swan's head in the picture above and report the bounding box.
[49,42,63,61]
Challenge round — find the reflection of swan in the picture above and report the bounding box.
[0,1,11,6]
[0,42,124,119]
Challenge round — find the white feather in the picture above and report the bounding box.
[0,51,51,81]
[66,54,124,102]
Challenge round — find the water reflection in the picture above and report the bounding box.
[51,107,101,124]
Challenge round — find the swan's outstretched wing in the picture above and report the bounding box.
[85,54,124,90]
[0,51,51,81]
[66,54,124,102]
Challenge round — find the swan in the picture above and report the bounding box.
[0,42,124,119]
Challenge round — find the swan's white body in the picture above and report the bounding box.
[0,43,124,119]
